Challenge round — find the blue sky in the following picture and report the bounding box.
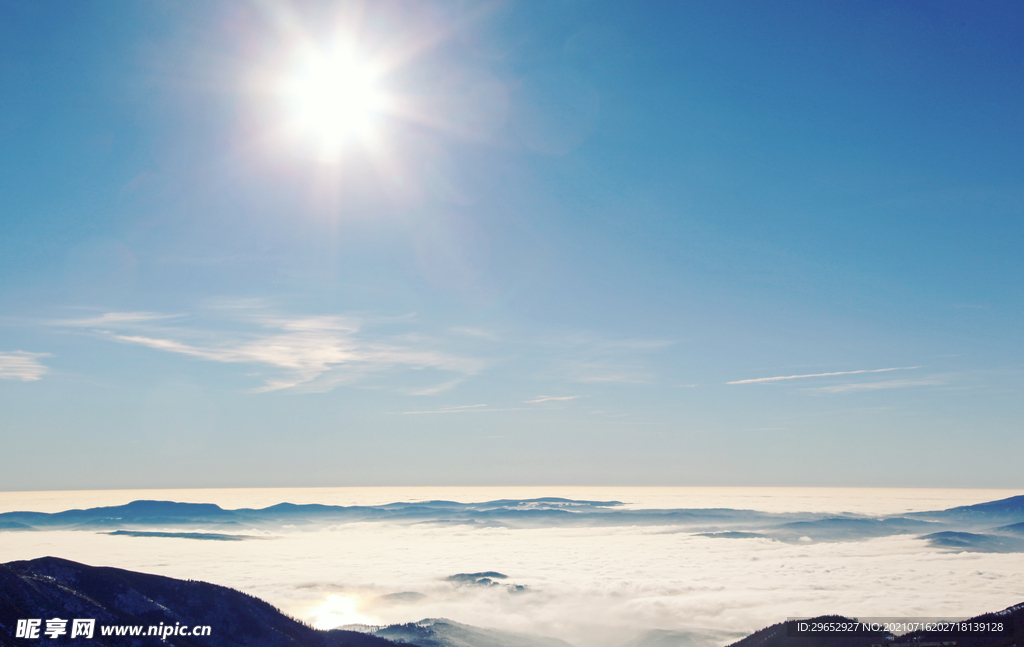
[1,1,1021,490]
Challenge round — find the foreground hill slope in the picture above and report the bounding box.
[727,604,1024,647]
[0,557,397,647]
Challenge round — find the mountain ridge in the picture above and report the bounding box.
[3,495,1023,550]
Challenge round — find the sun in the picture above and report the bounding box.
[307,594,377,630]
[279,43,388,161]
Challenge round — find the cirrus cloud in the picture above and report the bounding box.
[58,310,483,393]
[0,351,50,382]
[727,366,920,385]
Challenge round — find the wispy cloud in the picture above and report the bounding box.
[407,379,465,396]
[59,310,483,393]
[525,395,580,403]
[573,370,651,384]
[727,366,919,385]
[53,311,184,327]
[402,404,525,414]
[543,334,673,385]
[450,327,499,340]
[808,377,945,394]
[0,351,50,382]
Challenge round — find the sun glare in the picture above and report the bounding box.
[280,44,387,161]
[308,593,377,630]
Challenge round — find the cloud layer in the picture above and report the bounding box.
[0,351,50,381]
[2,488,1022,647]
[46,308,677,401]
[810,377,945,394]
[56,310,482,392]
[727,366,920,385]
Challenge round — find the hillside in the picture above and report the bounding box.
[0,556,397,647]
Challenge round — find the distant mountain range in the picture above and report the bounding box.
[3,495,1024,552]
[338,618,574,647]
[1,557,1021,647]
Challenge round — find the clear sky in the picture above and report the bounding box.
[1,1,1021,490]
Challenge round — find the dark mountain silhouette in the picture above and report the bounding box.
[445,572,508,587]
[618,627,740,647]
[996,522,1024,536]
[0,556,399,647]
[0,520,32,531]
[907,495,1024,526]
[920,531,1024,553]
[0,558,565,647]
[764,517,938,542]
[344,618,573,647]
[0,499,637,532]
[726,614,889,647]
[0,499,851,534]
[0,501,241,533]
[725,603,1024,647]
[105,530,256,541]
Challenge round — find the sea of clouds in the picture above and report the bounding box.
[1,487,1022,647]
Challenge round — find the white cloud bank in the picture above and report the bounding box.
[0,351,50,381]
[4,504,1022,647]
